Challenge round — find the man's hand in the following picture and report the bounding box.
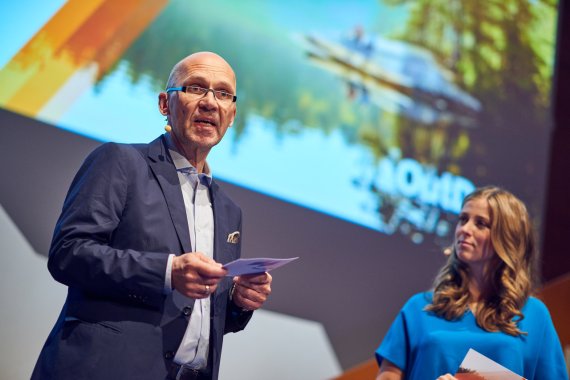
[171,252,227,299]
[232,272,272,311]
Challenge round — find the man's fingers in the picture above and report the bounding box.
[231,272,273,310]
[233,282,270,311]
[249,272,271,285]
[182,252,227,278]
[236,285,267,303]
[235,272,272,286]
[172,253,227,296]
[234,280,271,296]
[195,252,217,264]
[196,263,226,278]
[177,282,219,299]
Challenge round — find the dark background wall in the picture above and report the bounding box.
[542,0,570,283]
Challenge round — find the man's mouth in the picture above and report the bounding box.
[194,117,217,127]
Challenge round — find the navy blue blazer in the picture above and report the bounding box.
[32,135,251,380]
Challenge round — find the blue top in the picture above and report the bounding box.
[376,292,568,380]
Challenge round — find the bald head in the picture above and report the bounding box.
[166,52,236,89]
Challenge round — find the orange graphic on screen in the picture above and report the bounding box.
[0,0,167,120]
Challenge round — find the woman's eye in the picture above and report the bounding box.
[476,220,489,228]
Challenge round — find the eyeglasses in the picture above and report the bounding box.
[166,85,237,104]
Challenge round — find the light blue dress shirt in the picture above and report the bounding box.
[164,140,215,370]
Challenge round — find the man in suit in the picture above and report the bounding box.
[32,52,272,380]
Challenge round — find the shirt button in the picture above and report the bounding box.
[164,351,174,360]
[182,306,192,316]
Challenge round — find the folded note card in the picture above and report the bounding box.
[223,257,299,276]
[456,348,525,380]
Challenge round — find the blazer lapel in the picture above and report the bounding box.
[146,136,192,254]
[210,181,233,265]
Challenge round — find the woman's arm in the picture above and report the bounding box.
[376,359,403,380]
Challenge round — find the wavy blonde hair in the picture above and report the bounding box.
[425,186,537,336]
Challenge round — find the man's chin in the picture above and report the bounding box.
[194,138,222,151]
[184,131,220,146]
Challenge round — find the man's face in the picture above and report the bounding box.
[162,53,237,154]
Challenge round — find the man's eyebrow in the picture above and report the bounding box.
[180,75,234,89]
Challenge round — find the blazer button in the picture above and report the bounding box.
[164,351,175,360]
[182,306,192,316]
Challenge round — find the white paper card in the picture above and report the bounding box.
[456,348,526,380]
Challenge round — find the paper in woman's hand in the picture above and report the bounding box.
[456,348,526,380]
[223,257,299,276]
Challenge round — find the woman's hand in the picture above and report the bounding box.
[436,374,457,380]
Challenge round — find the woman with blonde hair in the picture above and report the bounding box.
[375,186,568,380]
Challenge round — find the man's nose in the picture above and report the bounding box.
[198,91,218,109]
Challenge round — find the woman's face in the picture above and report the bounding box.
[455,197,495,271]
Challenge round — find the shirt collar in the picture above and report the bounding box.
[165,133,213,186]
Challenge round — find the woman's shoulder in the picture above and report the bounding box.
[402,291,433,311]
[522,296,551,317]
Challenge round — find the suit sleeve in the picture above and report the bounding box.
[47,143,168,308]
[224,302,253,334]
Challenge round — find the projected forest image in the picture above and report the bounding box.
[0,0,558,246]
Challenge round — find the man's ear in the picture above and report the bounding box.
[158,92,168,115]
[229,107,236,127]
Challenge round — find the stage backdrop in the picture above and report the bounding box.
[0,0,560,378]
